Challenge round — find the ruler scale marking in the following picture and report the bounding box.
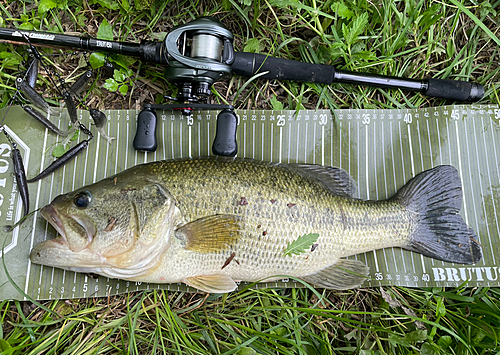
[2,105,498,300]
[397,121,408,274]
[463,112,484,268]
[25,127,50,298]
[478,116,497,264]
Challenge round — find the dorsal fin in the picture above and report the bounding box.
[288,164,357,197]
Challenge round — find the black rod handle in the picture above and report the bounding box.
[231,52,335,84]
[232,52,484,102]
[423,78,484,102]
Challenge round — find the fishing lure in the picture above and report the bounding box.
[27,139,91,183]
[89,109,115,144]
[63,91,79,125]
[25,50,39,88]
[16,77,58,115]
[0,127,30,227]
[69,69,94,97]
[11,146,29,218]
[23,105,71,136]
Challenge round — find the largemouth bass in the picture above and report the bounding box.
[30,158,482,293]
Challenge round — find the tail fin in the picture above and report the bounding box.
[396,165,482,264]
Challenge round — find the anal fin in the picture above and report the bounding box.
[301,259,369,290]
[184,274,238,294]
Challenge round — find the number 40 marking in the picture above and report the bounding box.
[404,113,412,124]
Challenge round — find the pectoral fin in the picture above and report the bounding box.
[175,215,242,253]
[301,259,369,290]
[184,274,238,293]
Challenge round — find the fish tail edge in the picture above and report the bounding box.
[397,165,482,265]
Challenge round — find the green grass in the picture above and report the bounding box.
[0,0,499,354]
[1,286,500,354]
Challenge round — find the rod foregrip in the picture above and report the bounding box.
[0,27,166,64]
[232,52,335,84]
[423,78,484,102]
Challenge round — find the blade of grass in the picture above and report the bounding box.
[448,0,500,46]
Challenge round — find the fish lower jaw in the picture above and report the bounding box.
[41,205,97,251]
[86,263,162,280]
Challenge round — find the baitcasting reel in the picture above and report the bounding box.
[134,17,238,154]
[163,17,235,103]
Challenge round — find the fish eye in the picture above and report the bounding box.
[74,191,91,208]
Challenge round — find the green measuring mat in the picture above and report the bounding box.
[0,104,498,300]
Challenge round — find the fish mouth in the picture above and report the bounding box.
[32,205,100,268]
[40,205,68,246]
[40,204,95,250]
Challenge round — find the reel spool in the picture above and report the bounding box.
[163,17,234,102]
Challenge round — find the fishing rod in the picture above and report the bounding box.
[0,17,484,102]
[0,17,485,154]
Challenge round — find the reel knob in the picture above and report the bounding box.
[133,105,158,152]
[212,109,238,157]
[195,82,211,97]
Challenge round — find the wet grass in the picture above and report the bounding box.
[0,0,499,354]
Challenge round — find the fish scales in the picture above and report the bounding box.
[30,158,482,293]
[136,159,410,282]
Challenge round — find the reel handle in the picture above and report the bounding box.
[133,104,238,157]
